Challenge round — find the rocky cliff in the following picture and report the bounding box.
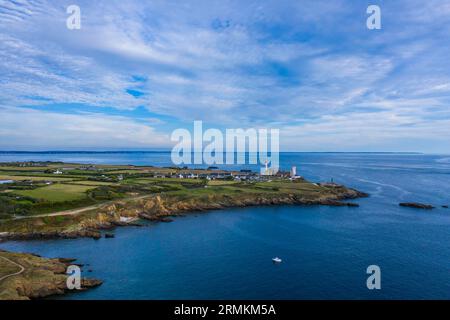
[0,250,101,300]
[0,184,367,241]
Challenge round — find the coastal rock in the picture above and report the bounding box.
[399,202,435,209]
[320,200,359,207]
[0,230,102,241]
[142,196,170,215]
[345,202,359,207]
[58,258,77,264]
[65,230,102,239]
[138,211,156,220]
[81,278,103,289]
[104,233,115,238]
[0,250,102,300]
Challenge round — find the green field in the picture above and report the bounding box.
[104,169,144,174]
[0,257,21,279]
[207,180,239,186]
[65,180,118,186]
[128,177,203,184]
[0,166,52,171]
[0,164,199,217]
[0,175,76,182]
[15,184,95,201]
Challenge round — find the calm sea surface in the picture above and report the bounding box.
[1,152,449,299]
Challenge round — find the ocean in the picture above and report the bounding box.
[1,152,449,299]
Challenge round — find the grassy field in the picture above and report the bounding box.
[0,164,190,218]
[207,180,239,186]
[0,166,53,171]
[65,180,118,186]
[104,169,146,174]
[128,177,204,185]
[107,168,173,174]
[0,175,75,182]
[0,257,21,279]
[15,184,95,202]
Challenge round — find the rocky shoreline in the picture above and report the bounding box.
[0,187,368,241]
[399,202,435,209]
[0,250,101,300]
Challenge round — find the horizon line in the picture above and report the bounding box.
[0,150,429,155]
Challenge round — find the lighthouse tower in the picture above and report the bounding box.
[290,166,297,178]
[261,159,272,175]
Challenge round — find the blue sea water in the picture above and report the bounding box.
[1,152,450,299]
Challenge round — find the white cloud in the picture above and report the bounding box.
[0,107,169,150]
[280,111,450,153]
[0,0,449,151]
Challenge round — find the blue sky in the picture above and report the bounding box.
[0,0,450,152]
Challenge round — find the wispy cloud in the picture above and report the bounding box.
[0,106,169,150]
[0,0,449,151]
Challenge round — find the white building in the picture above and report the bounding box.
[290,166,297,178]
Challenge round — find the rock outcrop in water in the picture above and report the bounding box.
[399,202,435,209]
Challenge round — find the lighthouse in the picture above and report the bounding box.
[290,166,297,178]
[261,159,272,175]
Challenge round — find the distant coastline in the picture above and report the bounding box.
[0,150,426,154]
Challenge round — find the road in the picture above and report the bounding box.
[12,194,154,220]
[0,255,25,282]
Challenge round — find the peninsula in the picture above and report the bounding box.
[0,161,368,240]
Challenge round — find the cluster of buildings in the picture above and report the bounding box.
[151,165,302,182]
[49,163,302,182]
[153,170,257,181]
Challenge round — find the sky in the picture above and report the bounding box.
[0,0,450,153]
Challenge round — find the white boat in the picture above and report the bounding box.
[272,257,282,263]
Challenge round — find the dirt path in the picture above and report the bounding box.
[13,194,153,220]
[0,255,25,282]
